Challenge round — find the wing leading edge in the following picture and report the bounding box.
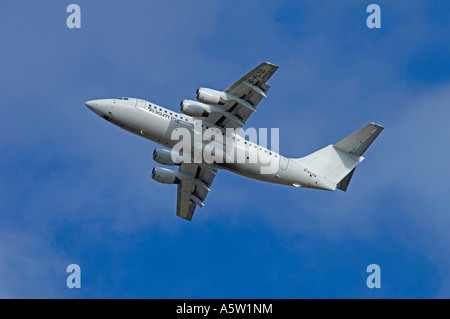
[176,163,217,221]
[176,62,278,220]
[200,62,279,130]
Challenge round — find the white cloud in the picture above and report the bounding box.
[0,228,70,298]
[258,85,450,296]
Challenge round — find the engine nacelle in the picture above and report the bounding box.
[151,167,181,185]
[196,87,226,105]
[180,99,213,117]
[153,148,182,166]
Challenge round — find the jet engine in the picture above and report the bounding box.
[180,100,210,117]
[196,88,226,105]
[151,167,181,185]
[153,148,183,166]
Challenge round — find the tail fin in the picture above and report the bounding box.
[295,123,384,191]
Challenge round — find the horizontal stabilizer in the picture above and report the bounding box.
[334,123,384,157]
[336,168,356,192]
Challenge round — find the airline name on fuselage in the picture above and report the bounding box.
[148,104,185,124]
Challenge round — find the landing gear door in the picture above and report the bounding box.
[136,99,146,111]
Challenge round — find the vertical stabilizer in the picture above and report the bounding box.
[294,123,384,191]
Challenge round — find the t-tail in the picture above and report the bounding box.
[293,123,384,191]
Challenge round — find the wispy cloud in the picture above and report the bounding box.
[0,0,449,298]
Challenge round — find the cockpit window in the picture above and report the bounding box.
[116,97,129,100]
[123,97,129,100]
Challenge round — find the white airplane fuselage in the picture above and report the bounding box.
[85,97,336,191]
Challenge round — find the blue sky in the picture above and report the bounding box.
[0,0,449,298]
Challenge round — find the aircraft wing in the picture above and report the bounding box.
[176,162,217,221]
[205,62,279,130]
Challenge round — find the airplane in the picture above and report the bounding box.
[85,62,383,221]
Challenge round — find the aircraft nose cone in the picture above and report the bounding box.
[85,100,97,110]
